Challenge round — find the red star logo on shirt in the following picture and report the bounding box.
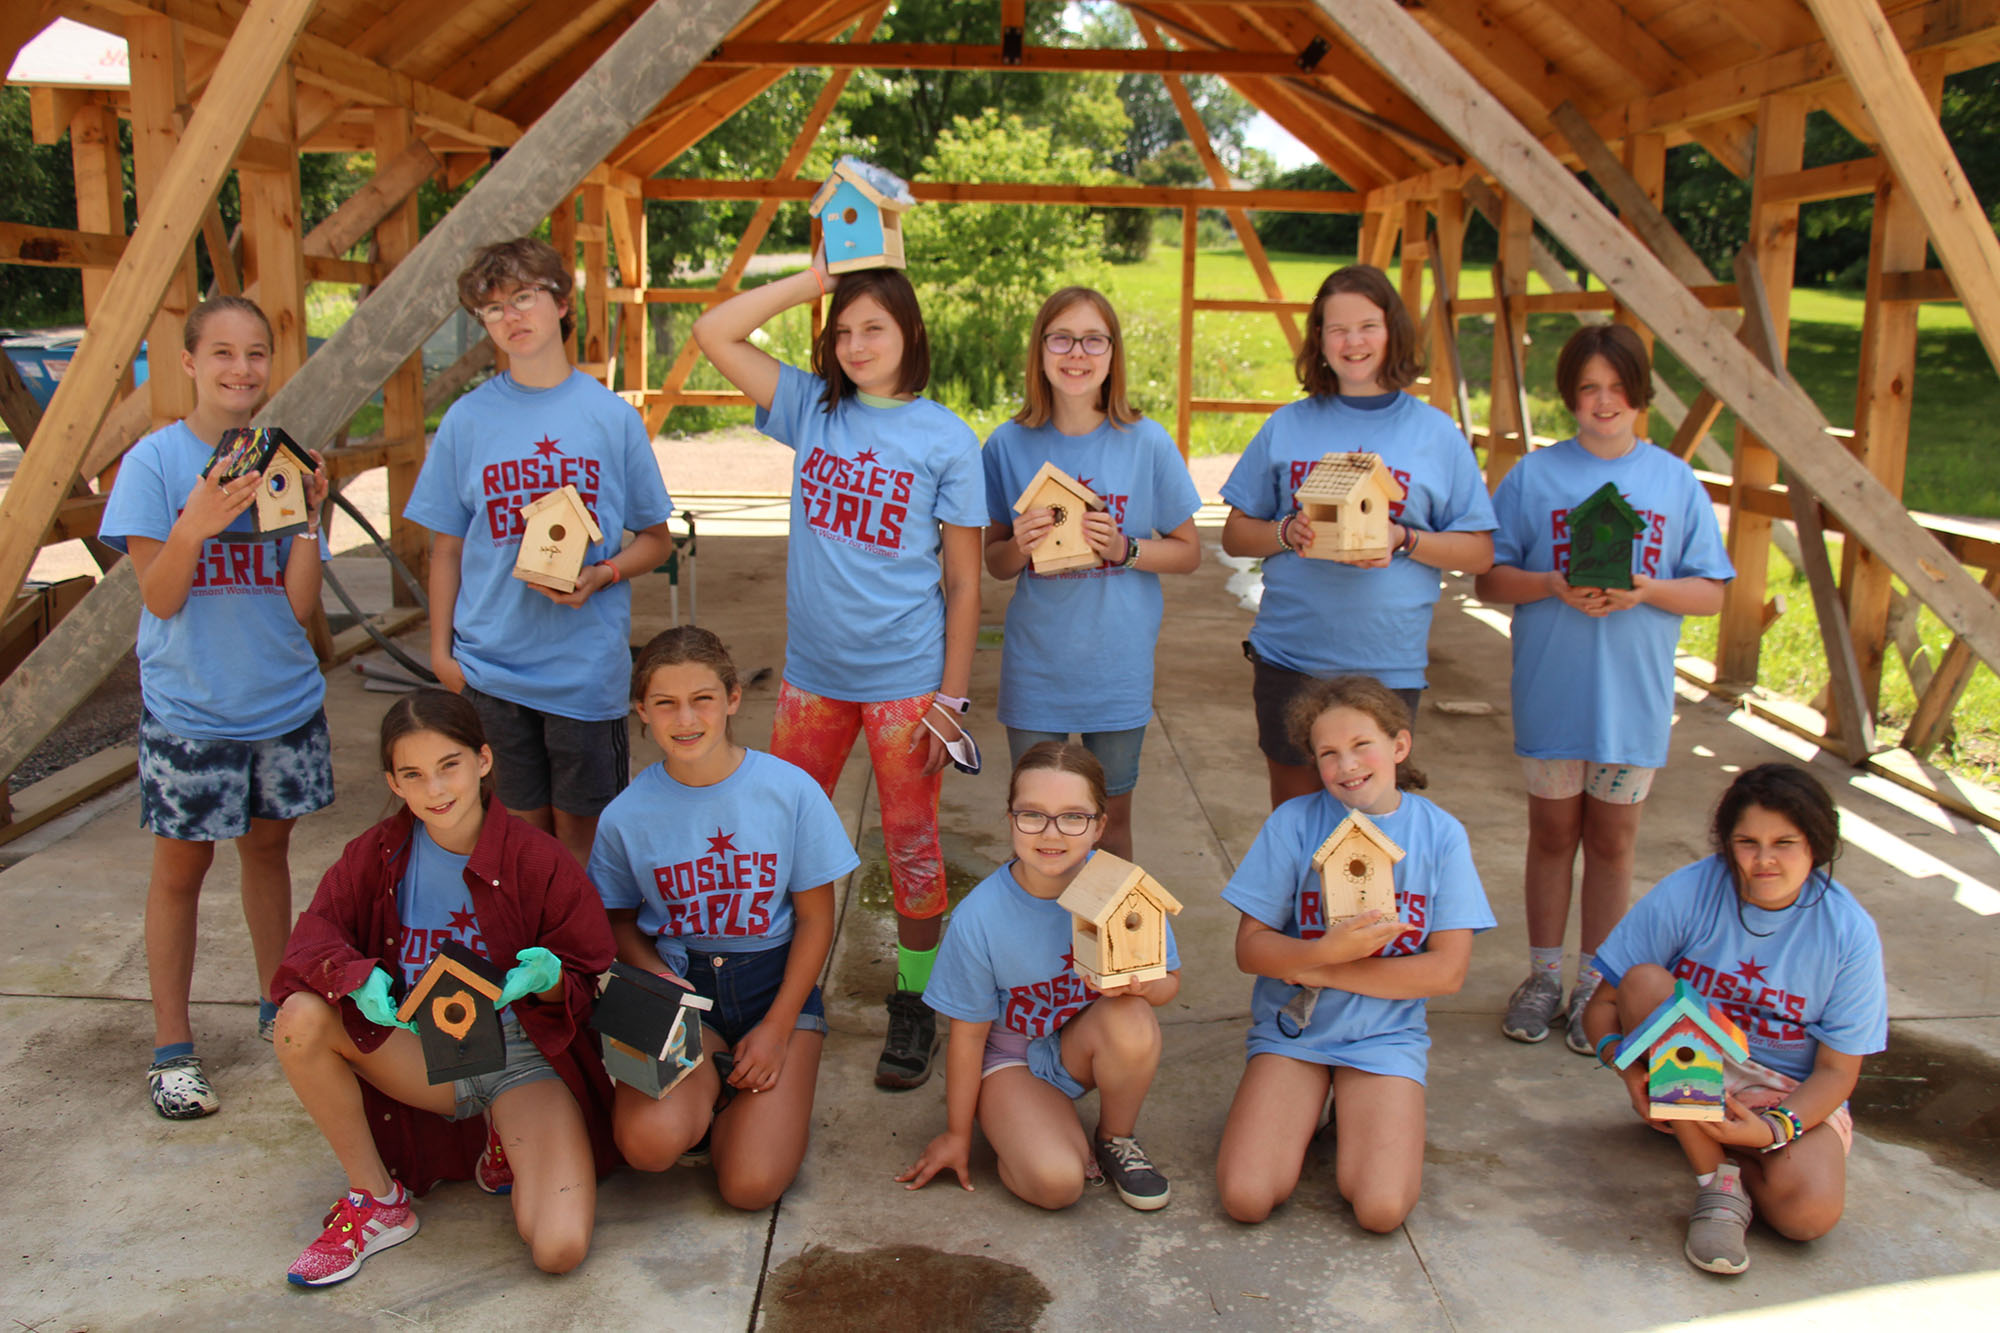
[1060,947,1081,974]
[1735,957,1768,985]
[531,436,563,457]
[706,830,737,857]
[854,448,879,467]
[447,908,479,933]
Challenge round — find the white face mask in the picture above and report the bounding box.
[918,712,983,776]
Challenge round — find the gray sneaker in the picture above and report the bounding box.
[1563,973,1601,1055]
[1092,1135,1171,1211]
[1685,1172,1753,1274]
[1501,970,1563,1043]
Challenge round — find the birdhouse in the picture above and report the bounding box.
[1012,461,1107,575]
[1613,979,1750,1122]
[395,940,509,1085]
[591,962,716,1099]
[208,425,319,541]
[1310,809,1405,922]
[1565,481,1644,590]
[809,156,915,274]
[512,483,604,593]
[1057,851,1183,990]
[1292,452,1406,561]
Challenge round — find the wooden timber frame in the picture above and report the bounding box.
[2,0,1999,811]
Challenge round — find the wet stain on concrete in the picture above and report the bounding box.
[1423,1145,1504,1172]
[851,828,990,918]
[1852,1026,2000,1187]
[760,1244,1050,1332]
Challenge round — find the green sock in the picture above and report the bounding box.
[896,943,939,994]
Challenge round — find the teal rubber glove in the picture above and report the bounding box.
[350,967,417,1032]
[496,946,563,1006]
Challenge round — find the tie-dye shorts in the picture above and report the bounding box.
[137,707,334,842]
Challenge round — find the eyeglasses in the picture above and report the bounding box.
[1008,809,1100,835]
[1042,332,1112,356]
[474,288,549,324]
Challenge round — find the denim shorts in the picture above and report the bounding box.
[462,685,629,816]
[1004,726,1146,797]
[980,1024,1087,1100]
[1245,644,1422,767]
[680,941,828,1047]
[137,707,334,841]
[450,1015,560,1120]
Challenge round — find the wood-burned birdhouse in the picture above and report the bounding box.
[1058,851,1182,990]
[809,156,915,274]
[1613,979,1749,1122]
[395,940,509,1085]
[1565,481,1644,590]
[513,484,603,593]
[208,425,319,541]
[1013,461,1106,575]
[1310,809,1404,922]
[1293,452,1406,561]
[592,961,716,1099]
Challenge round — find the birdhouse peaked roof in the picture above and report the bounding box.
[1311,809,1407,871]
[595,961,713,1059]
[519,484,604,542]
[1058,851,1183,925]
[1613,979,1750,1070]
[1571,481,1645,537]
[214,425,314,483]
[1295,452,1406,507]
[394,940,507,1024]
[1013,460,1103,515]
[809,155,914,216]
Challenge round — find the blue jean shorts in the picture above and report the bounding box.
[450,1015,561,1120]
[137,707,334,842]
[980,1024,1088,1100]
[1004,726,1146,797]
[680,941,827,1047]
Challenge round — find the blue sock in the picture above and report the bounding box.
[258,997,279,1024]
[153,1041,195,1065]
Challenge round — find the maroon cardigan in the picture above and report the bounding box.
[273,803,618,1194]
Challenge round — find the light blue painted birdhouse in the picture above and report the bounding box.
[810,156,914,274]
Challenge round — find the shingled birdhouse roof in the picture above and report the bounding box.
[1571,481,1644,538]
[1295,453,1405,508]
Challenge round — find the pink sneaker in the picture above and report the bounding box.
[286,1187,418,1287]
[475,1122,514,1195]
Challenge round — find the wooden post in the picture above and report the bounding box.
[1617,132,1666,361]
[1903,568,2000,757]
[581,185,610,377]
[1178,206,1196,458]
[69,101,124,362]
[127,14,200,428]
[239,68,308,387]
[1399,200,1427,328]
[1716,94,1806,688]
[1427,189,1466,423]
[550,190,579,361]
[1485,188,1531,486]
[619,192,649,402]
[376,107,428,608]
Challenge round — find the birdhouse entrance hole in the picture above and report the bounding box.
[1347,856,1369,880]
[1123,910,1143,931]
[433,992,476,1039]
[268,473,288,495]
[842,206,858,224]
[1049,504,1069,526]
[549,523,567,542]
[1674,1045,1696,1064]
[1359,497,1372,514]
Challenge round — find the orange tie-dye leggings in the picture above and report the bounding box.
[773,681,947,921]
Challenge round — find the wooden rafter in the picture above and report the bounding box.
[642,179,1361,210]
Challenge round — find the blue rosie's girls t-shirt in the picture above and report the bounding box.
[1489,438,1733,768]
[588,749,860,974]
[756,363,985,703]
[982,417,1202,733]
[1221,789,1494,1083]
[403,371,673,722]
[99,421,326,741]
[1220,393,1494,687]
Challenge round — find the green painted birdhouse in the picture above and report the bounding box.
[1566,481,1643,590]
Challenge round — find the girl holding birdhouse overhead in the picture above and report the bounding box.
[693,252,983,1095]
[1578,764,1886,1276]
[899,742,1181,1212]
[270,690,618,1288]
[1220,265,1495,812]
[1215,677,1493,1232]
[982,287,1204,861]
[587,627,859,1210]
[97,294,332,1123]
[1478,325,1733,1059]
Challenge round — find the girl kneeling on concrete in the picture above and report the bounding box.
[587,627,857,1209]
[271,690,617,1287]
[899,743,1181,1211]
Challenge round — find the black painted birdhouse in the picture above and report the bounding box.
[592,961,714,1099]
[395,940,509,1085]
[208,425,319,540]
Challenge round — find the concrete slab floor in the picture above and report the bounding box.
[3,513,1997,1331]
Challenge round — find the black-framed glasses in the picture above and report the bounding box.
[1042,332,1112,356]
[474,287,550,324]
[1009,809,1099,835]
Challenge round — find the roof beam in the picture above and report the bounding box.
[705,41,1327,75]
[644,178,1363,210]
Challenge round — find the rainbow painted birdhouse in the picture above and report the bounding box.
[1013,461,1106,575]
[513,484,603,593]
[1293,452,1405,561]
[396,940,508,1085]
[208,425,318,540]
[592,961,714,1099]
[1613,979,1749,1122]
[1058,851,1182,991]
[809,156,915,274]
[1566,481,1643,590]
[1310,809,1404,922]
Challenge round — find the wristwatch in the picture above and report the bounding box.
[932,693,970,715]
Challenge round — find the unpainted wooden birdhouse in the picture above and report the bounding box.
[209,425,319,540]
[1293,452,1406,561]
[1057,851,1183,990]
[1613,979,1749,1122]
[809,156,915,274]
[592,961,716,1099]
[395,940,509,1085]
[1310,809,1405,922]
[1565,480,1644,590]
[1013,460,1106,575]
[513,483,604,593]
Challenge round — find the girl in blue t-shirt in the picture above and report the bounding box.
[694,257,982,1092]
[1580,764,1886,1276]
[97,295,332,1121]
[1216,676,1493,1231]
[1220,265,1494,810]
[1478,325,1733,1057]
[587,627,859,1210]
[898,743,1181,1212]
[983,287,1203,860]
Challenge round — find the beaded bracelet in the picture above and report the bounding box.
[1757,1105,1804,1152]
[1275,514,1297,554]
[1594,1031,1623,1070]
